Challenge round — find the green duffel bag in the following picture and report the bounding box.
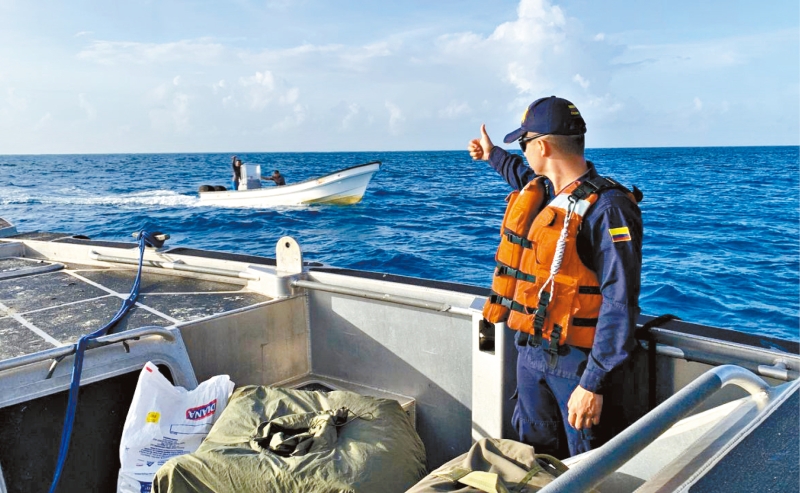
[406,438,589,493]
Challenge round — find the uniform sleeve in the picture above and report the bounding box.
[487,147,536,191]
[579,192,643,394]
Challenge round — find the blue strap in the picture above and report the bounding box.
[48,230,160,493]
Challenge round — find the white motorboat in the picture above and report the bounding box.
[197,161,381,207]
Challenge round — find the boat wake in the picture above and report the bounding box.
[0,189,200,208]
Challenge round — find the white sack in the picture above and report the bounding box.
[117,362,234,493]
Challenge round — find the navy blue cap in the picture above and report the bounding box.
[503,96,586,144]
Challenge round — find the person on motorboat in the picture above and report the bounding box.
[231,156,242,191]
[468,96,643,458]
[263,170,286,186]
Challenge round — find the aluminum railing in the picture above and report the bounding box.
[291,278,474,316]
[0,326,175,373]
[89,251,260,280]
[539,365,772,493]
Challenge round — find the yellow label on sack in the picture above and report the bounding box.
[146,412,160,423]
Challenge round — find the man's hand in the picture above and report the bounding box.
[567,385,603,430]
[468,124,494,161]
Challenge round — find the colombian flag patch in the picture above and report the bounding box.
[609,226,631,242]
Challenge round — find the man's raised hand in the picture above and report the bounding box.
[468,124,494,161]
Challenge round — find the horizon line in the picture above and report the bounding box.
[1,144,798,157]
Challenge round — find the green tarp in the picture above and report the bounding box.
[407,438,573,493]
[153,386,426,493]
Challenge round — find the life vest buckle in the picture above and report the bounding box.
[543,325,562,368]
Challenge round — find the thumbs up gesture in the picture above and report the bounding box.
[468,124,494,161]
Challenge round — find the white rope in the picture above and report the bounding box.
[538,197,577,300]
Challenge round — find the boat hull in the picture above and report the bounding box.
[0,222,797,492]
[198,161,380,207]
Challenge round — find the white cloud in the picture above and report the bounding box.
[436,32,484,55]
[341,103,360,130]
[496,0,567,41]
[78,93,96,120]
[583,94,624,116]
[613,29,797,72]
[148,92,191,133]
[430,0,619,108]
[241,43,343,67]
[343,41,392,63]
[0,0,793,152]
[34,113,52,130]
[272,104,307,130]
[239,70,299,111]
[77,39,224,65]
[439,101,471,119]
[146,80,191,133]
[149,83,170,102]
[279,87,299,105]
[573,74,590,89]
[172,93,190,131]
[385,101,405,134]
[6,88,27,111]
[265,0,301,10]
[504,62,539,95]
[239,70,276,110]
[241,71,275,90]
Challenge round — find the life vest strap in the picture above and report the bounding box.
[572,317,598,327]
[503,230,533,249]
[578,286,601,295]
[489,292,528,314]
[542,324,562,368]
[495,264,538,283]
[570,176,613,200]
[532,291,551,346]
[570,175,642,204]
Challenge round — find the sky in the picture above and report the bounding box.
[0,0,797,153]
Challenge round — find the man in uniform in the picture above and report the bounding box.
[468,96,642,458]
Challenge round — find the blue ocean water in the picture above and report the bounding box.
[1,147,798,342]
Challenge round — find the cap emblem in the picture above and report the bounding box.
[521,106,530,125]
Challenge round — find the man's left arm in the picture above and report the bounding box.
[569,193,643,429]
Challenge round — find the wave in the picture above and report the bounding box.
[1,189,199,207]
[3,147,798,341]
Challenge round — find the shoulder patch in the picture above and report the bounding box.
[609,226,631,242]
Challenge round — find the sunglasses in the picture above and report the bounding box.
[519,133,548,152]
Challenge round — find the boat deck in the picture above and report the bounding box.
[0,228,798,493]
[688,388,798,492]
[0,257,271,360]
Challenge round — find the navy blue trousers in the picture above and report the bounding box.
[512,333,621,458]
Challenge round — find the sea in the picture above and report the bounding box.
[1,147,798,342]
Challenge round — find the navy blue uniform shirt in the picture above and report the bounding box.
[488,147,642,393]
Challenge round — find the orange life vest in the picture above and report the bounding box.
[483,175,638,349]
